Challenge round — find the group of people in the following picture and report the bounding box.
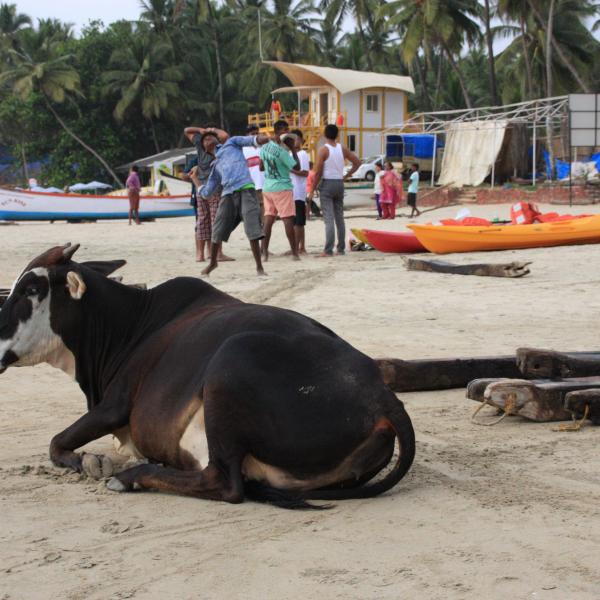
[373,161,421,219]
[174,120,360,276]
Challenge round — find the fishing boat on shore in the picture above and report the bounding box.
[0,186,194,221]
[408,215,600,254]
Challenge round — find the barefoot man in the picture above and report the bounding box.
[199,131,269,277]
[260,120,301,261]
[184,125,233,263]
[307,124,361,257]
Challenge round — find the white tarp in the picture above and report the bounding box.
[438,120,508,187]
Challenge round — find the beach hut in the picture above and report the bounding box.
[248,61,415,159]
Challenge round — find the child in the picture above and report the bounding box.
[408,163,421,217]
[373,162,383,219]
[380,161,402,219]
[306,162,316,219]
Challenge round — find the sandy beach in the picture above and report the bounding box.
[1,198,600,600]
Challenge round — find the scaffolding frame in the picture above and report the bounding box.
[380,96,570,188]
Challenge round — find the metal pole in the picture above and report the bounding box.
[491,123,496,189]
[297,90,301,126]
[257,8,263,62]
[532,122,537,187]
[431,133,437,186]
[568,106,573,208]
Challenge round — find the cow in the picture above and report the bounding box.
[0,244,415,508]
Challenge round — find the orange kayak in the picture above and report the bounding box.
[408,215,600,254]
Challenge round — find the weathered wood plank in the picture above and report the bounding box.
[402,257,531,278]
[517,347,600,379]
[376,357,522,393]
[470,377,600,422]
[564,389,600,425]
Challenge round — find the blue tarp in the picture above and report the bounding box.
[386,134,444,160]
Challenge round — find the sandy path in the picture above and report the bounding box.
[1,201,599,599]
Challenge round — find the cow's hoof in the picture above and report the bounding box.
[82,454,114,479]
[106,477,127,492]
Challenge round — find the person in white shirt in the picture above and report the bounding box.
[243,124,265,219]
[290,129,310,254]
[373,161,383,219]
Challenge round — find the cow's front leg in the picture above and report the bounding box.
[49,405,129,479]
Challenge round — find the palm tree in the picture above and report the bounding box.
[0,29,122,185]
[0,3,31,51]
[383,0,481,108]
[102,33,184,152]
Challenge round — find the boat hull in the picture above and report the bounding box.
[0,187,194,221]
[363,229,427,253]
[408,215,600,254]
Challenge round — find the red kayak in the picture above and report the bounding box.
[363,229,427,253]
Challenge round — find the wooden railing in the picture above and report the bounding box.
[248,110,348,131]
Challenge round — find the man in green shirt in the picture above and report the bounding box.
[260,120,300,261]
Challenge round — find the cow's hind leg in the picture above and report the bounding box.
[106,461,244,504]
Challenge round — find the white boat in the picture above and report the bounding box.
[159,171,193,196]
[0,187,194,221]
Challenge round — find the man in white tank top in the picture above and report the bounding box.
[308,124,361,256]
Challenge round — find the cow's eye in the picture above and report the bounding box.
[25,286,39,297]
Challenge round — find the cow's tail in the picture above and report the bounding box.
[304,392,415,502]
[243,480,332,510]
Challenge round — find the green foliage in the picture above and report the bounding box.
[0,0,599,186]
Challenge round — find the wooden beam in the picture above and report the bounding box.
[376,356,522,392]
[516,347,600,379]
[468,377,600,422]
[403,258,531,278]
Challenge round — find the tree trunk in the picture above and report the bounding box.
[205,0,225,128]
[150,118,161,154]
[433,51,443,109]
[19,141,29,185]
[414,55,432,112]
[44,98,122,187]
[545,0,555,180]
[483,0,499,105]
[527,0,591,93]
[520,14,535,99]
[356,20,374,71]
[441,41,473,109]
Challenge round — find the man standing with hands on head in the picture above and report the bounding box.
[308,124,361,257]
[260,119,301,261]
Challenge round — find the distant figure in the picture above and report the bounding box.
[290,129,310,254]
[373,162,383,219]
[305,161,321,218]
[181,154,200,258]
[184,125,233,263]
[199,131,270,277]
[271,97,282,122]
[380,160,402,220]
[308,124,360,257]
[260,120,300,261]
[125,165,141,225]
[336,113,344,127]
[408,163,421,218]
[243,124,265,220]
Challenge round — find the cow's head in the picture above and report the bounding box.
[0,243,125,375]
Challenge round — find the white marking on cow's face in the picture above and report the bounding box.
[0,267,75,377]
[179,405,210,469]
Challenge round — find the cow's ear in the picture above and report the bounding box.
[80,260,126,277]
[66,271,87,300]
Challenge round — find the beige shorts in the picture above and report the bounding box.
[263,190,295,219]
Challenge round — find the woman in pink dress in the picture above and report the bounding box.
[380,161,402,219]
[125,165,142,225]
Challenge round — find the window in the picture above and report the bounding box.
[347,134,356,152]
[366,94,379,113]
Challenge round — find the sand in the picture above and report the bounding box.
[1,199,600,600]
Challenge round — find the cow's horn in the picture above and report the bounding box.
[62,243,80,262]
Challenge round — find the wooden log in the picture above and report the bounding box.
[402,257,531,278]
[470,377,600,422]
[517,347,600,379]
[564,390,600,425]
[376,357,522,393]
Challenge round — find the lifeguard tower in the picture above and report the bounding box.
[248,61,415,159]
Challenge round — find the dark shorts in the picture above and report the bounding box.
[407,192,417,207]
[211,188,264,244]
[294,200,306,227]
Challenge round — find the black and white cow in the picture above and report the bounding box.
[0,244,415,507]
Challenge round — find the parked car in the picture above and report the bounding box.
[344,154,385,182]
